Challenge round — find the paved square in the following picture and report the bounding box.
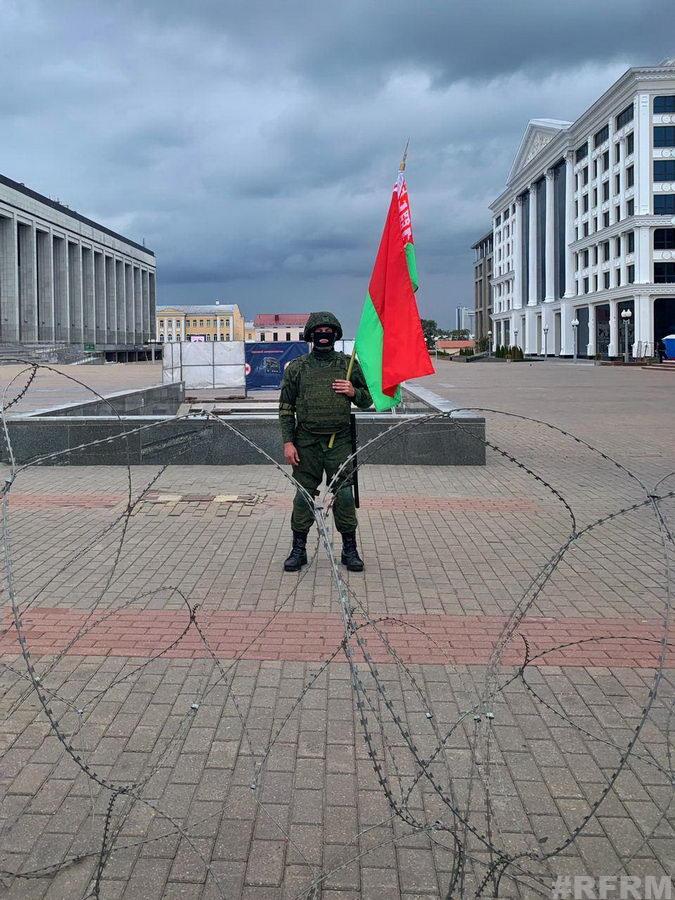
[0,361,672,899]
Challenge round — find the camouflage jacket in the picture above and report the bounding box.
[279,351,372,442]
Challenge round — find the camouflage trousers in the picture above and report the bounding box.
[290,426,357,534]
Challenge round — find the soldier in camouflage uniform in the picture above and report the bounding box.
[279,311,372,572]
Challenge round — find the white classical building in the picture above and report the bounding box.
[0,173,155,351]
[489,59,675,358]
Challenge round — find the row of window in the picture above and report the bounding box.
[655,194,675,214]
[577,137,634,187]
[578,199,635,239]
[577,167,635,213]
[160,334,232,341]
[259,332,296,341]
[574,96,675,164]
[578,232,635,270]
[580,265,635,294]
[158,318,231,327]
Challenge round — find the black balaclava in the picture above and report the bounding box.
[312,329,336,352]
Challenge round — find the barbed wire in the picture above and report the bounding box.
[0,361,671,899]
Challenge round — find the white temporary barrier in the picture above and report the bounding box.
[162,341,246,389]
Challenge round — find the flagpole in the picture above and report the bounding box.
[327,141,410,450]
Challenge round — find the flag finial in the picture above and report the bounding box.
[399,138,410,172]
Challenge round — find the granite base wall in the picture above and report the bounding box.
[3,414,486,466]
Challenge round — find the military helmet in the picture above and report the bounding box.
[303,311,343,342]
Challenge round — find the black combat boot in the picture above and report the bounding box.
[341,533,364,572]
[283,531,308,572]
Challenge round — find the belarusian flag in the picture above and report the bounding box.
[354,171,434,411]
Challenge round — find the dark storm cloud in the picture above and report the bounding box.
[1,0,673,330]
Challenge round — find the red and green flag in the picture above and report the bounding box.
[354,171,434,410]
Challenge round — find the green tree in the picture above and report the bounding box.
[421,319,438,349]
[449,329,470,340]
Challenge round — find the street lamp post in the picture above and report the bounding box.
[571,318,579,363]
[621,309,632,364]
[514,328,518,348]
[543,324,549,359]
[487,329,492,358]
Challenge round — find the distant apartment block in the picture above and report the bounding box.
[488,58,675,357]
[471,231,493,342]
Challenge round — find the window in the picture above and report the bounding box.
[627,198,634,216]
[593,160,598,178]
[503,207,510,219]
[626,132,634,156]
[615,237,621,256]
[614,143,621,164]
[583,167,589,186]
[654,126,675,148]
[286,332,291,341]
[627,231,635,253]
[616,104,634,130]
[655,194,675,214]
[594,124,609,148]
[225,318,230,326]
[626,166,634,188]
[593,246,599,264]
[575,200,579,216]
[206,334,211,341]
[583,222,589,237]
[576,142,588,162]
[583,276,589,293]
[495,215,501,227]
[582,249,589,267]
[603,241,610,262]
[654,95,675,114]
[260,332,265,341]
[593,188,598,206]
[192,319,197,326]
[602,181,610,202]
[654,160,675,181]
[159,319,164,326]
[603,271,610,289]
[654,262,675,282]
[615,268,621,287]
[199,319,204,326]
[603,150,610,172]
[655,228,675,249]
[627,265,635,283]
[206,319,211,326]
[615,174,621,194]
[593,274,598,292]
[167,334,172,341]
[583,194,589,213]
[273,332,278,341]
[603,211,610,227]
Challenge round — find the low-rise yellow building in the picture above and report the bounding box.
[155,303,244,342]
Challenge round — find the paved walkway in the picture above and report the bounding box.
[0,360,673,898]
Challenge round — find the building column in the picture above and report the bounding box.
[545,170,555,301]
[141,268,150,342]
[94,252,106,344]
[116,260,126,343]
[564,152,576,298]
[0,214,19,342]
[512,197,522,310]
[68,242,83,343]
[133,267,142,343]
[105,256,116,344]
[36,229,54,342]
[587,304,597,357]
[608,299,619,357]
[635,226,651,284]
[636,93,651,215]
[634,294,654,357]
[52,235,68,342]
[524,307,537,354]
[18,221,38,342]
[560,299,574,356]
[124,263,133,344]
[528,186,538,305]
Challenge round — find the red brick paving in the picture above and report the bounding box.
[1,608,670,668]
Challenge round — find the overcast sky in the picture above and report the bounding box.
[2,1,673,333]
